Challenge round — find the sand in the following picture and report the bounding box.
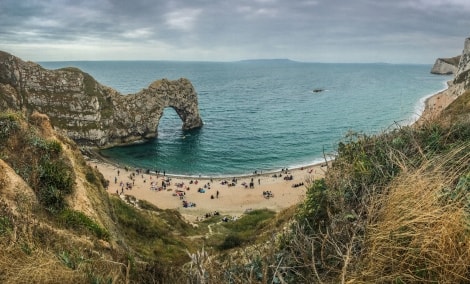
[89,160,327,222]
[417,87,456,124]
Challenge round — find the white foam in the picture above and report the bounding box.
[407,80,450,125]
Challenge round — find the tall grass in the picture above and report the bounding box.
[356,145,470,283]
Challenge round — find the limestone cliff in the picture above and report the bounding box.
[0,51,203,147]
[420,37,470,123]
[431,55,461,75]
[454,38,470,88]
[444,37,470,95]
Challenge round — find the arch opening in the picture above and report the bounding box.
[157,107,184,138]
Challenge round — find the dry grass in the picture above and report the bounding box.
[0,247,87,284]
[355,145,470,283]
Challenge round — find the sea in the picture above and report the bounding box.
[40,60,451,177]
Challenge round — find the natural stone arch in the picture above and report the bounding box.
[0,51,203,147]
[109,78,203,147]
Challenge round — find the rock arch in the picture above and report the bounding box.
[0,51,203,147]
[108,77,203,147]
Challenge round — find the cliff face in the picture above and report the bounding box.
[437,39,470,91]
[454,38,470,88]
[444,37,470,100]
[0,51,203,147]
[431,55,461,75]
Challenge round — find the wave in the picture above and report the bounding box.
[408,79,451,125]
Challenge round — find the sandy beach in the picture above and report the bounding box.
[417,85,457,124]
[89,159,328,222]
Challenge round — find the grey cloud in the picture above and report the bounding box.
[0,0,468,62]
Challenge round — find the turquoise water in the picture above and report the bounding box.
[40,60,451,177]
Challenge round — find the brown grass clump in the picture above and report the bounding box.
[0,247,87,284]
[29,111,54,138]
[356,146,470,283]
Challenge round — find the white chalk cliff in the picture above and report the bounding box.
[431,56,461,75]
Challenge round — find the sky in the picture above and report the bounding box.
[0,0,469,63]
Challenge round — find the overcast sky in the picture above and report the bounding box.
[0,0,469,63]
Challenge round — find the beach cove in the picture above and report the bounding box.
[87,79,455,222]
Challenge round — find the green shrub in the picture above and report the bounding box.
[219,234,243,250]
[296,178,330,230]
[38,158,74,212]
[218,209,275,250]
[138,200,162,212]
[0,216,12,235]
[85,170,96,184]
[111,197,169,239]
[58,209,109,240]
[0,112,20,139]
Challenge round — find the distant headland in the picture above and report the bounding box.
[431,55,461,75]
[236,58,298,63]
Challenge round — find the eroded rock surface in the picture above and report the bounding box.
[0,51,203,147]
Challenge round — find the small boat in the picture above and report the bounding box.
[313,88,324,93]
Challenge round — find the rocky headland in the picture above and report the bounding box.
[431,55,461,75]
[0,51,203,147]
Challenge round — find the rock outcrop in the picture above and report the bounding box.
[0,51,203,147]
[431,55,461,75]
[449,38,470,91]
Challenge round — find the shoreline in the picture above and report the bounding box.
[84,143,334,180]
[86,79,457,221]
[416,82,457,124]
[410,80,451,125]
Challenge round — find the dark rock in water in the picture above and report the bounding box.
[0,50,203,148]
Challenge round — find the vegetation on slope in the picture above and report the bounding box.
[181,90,470,283]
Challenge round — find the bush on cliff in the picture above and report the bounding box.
[0,112,75,212]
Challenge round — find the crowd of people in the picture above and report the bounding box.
[108,165,314,220]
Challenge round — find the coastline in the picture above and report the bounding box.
[415,83,457,125]
[86,79,456,222]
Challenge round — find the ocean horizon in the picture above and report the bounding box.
[40,60,451,177]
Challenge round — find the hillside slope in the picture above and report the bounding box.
[0,110,212,283]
